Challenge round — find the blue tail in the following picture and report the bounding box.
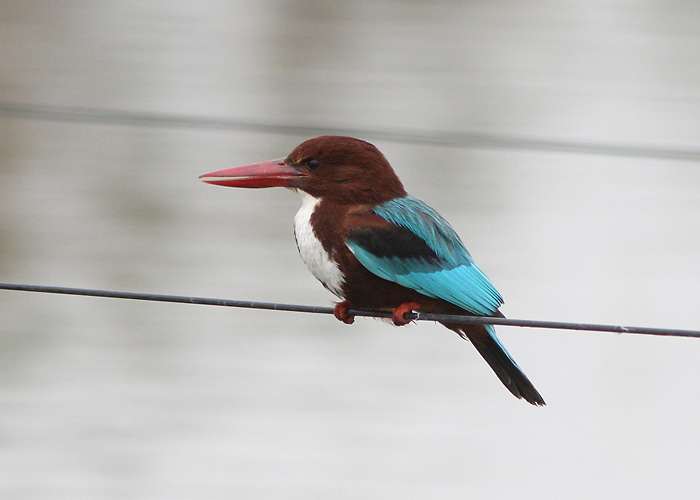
[446,323,545,406]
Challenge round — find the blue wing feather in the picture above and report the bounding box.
[346,195,503,316]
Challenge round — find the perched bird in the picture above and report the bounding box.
[200,136,545,405]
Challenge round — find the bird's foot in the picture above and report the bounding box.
[391,302,422,326]
[333,301,355,324]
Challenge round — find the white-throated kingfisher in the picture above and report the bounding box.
[200,136,545,405]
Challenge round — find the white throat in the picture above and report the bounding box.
[293,191,345,298]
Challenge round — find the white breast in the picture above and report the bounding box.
[293,191,345,298]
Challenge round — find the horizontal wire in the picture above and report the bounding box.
[1,282,698,339]
[2,104,698,334]
[2,101,700,161]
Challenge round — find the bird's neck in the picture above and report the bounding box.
[292,190,346,298]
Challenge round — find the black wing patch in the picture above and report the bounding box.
[347,225,441,263]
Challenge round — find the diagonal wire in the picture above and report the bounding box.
[2,101,700,161]
[1,282,698,338]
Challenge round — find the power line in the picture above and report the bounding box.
[2,101,699,161]
[1,282,698,339]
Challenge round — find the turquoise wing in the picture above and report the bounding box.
[346,196,503,316]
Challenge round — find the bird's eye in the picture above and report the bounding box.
[307,158,320,170]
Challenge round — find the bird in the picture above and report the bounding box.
[200,136,545,406]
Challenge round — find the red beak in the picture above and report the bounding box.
[199,159,306,188]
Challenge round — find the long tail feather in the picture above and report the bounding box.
[444,322,545,406]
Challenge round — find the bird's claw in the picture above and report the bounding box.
[333,301,355,324]
[391,302,421,326]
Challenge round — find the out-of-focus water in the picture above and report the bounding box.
[1,1,700,499]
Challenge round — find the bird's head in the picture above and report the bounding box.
[200,136,407,204]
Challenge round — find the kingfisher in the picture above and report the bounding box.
[200,136,545,405]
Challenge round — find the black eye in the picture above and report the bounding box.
[307,158,320,170]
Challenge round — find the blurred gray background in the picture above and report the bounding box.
[1,1,700,499]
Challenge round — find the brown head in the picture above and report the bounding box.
[200,136,407,204]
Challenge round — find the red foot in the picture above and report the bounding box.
[333,301,355,324]
[391,302,422,326]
